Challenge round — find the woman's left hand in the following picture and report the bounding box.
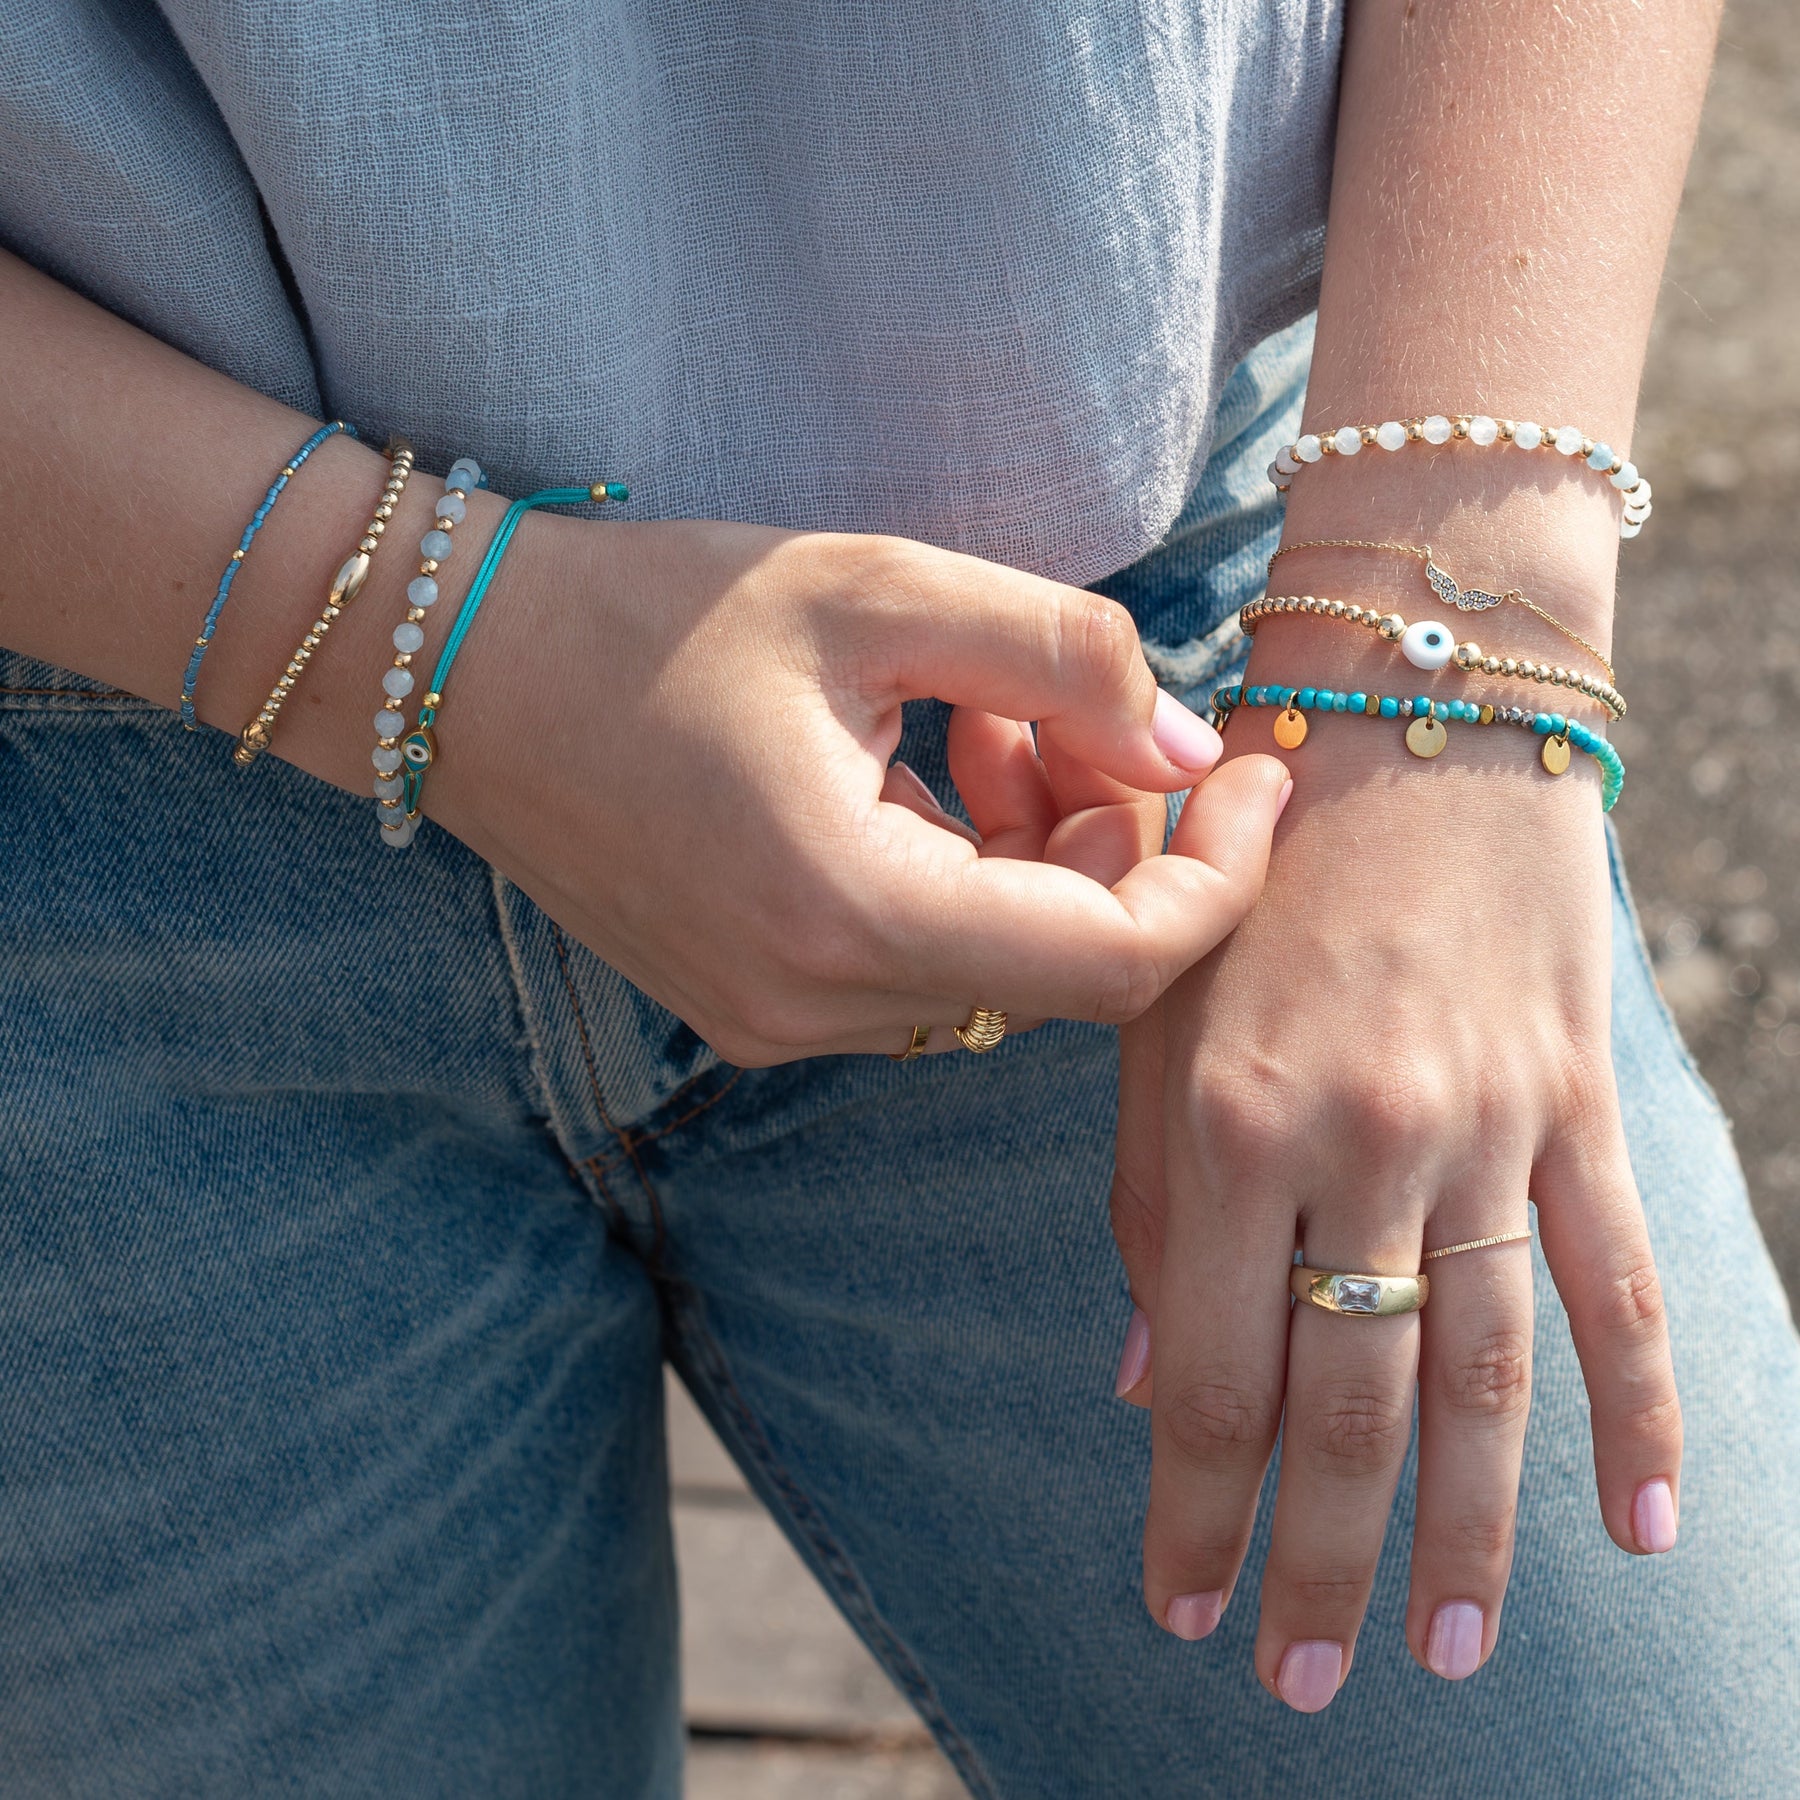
[1108,716,1683,1709]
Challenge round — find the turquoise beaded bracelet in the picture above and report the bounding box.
[1211,680,1624,811]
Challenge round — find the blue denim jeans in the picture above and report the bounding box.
[2,322,1797,1798]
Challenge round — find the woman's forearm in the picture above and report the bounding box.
[1282,0,1723,642]
[0,246,503,794]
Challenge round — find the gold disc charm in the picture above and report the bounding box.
[1405,715,1448,759]
[1541,732,1572,775]
[1272,704,1309,750]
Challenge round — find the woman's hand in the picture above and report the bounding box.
[1109,669,1681,1709]
[431,513,1292,1065]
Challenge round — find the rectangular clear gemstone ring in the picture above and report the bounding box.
[1290,1267,1429,1316]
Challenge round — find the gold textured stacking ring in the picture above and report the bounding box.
[953,1007,1008,1053]
[1422,1229,1533,1262]
[1290,1265,1429,1316]
[889,1025,932,1062]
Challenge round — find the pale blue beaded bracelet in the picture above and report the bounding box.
[1211,679,1625,811]
[182,419,355,729]
[372,456,487,848]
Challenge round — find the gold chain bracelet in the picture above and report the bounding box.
[233,438,416,766]
[1268,538,1615,685]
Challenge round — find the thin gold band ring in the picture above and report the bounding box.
[1422,1229,1533,1261]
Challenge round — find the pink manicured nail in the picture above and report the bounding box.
[1114,1307,1151,1397]
[1165,1591,1225,1641]
[1276,777,1294,819]
[1151,688,1223,774]
[1426,1601,1484,1681]
[886,761,982,845]
[1632,1478,1678,1554]
[1276,1640,1343,1713]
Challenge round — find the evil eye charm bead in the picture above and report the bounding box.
[1400,619,1457,669]
[400,728,436,771]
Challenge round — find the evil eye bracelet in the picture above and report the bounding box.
[1266,413,1652,540]
[234,438,416,766]
[1211,681,1625,811]
[182,419,355,730]
[1269,538,1615,684]
[372,454,486,849]
[380,475,628,848]
[1239,594,1626,720]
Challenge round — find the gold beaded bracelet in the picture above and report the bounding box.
[232,438,416,766]
[1240,593,1627,720]
[1268,539,1615,684]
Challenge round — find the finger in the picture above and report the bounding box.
[1255,1218,1420,1713]
[876,753,1291,1024]
[863,546,1223,788]
[1535,1105,1682,1555]
[1111,1000,1165,1408]
[1141,1052,1294,1642]
[944,709,1057,858]
[878,760,982,846]
[1407,1217,1535,1682]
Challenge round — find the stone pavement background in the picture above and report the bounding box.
[676,5,1798,1788]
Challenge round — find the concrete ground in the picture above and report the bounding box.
[677,4,1798,1787]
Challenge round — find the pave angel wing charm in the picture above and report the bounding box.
[1425,558,1506,612]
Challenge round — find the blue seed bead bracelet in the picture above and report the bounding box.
[182,419,355,729]
[1211,680,1625,812]
[380,475,629,848]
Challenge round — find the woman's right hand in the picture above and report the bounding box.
[432,513,1292,1065]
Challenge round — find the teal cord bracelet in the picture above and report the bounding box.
[383,477,628,842]
[1211,680,1624,811]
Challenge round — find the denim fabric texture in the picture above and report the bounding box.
[3,324,1799,1797]
[0,0,1340,590]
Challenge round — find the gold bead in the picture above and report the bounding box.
[1328,599,1345,617]
[1552,666,1568,685]
[375,504,394,521]
[1580,438,1595,459]
[1452,416,1470,438]
[231,549,246,561]
[281,466,295,477]
[368,519,385,535]
[1479,703,1496,725]
[1501,658,1518,675]
[396,653,412,666]
[1406,421,1424,441]
[423,691,442,707]
[1498,420,1516,441]
[360,537,378,554]
[1379,613,1405,640]
[421,559,440,575]
[1483,657,1501,675]
[1454,642,1481,668]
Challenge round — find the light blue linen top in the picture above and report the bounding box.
[0,1,1340,586]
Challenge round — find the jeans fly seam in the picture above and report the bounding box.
[667,1294,1002,1800]
[635,1067,746,1147]
[548,922,671,1266]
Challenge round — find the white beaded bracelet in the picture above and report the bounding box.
[1266,412,1652,539]
[372,456,485,848]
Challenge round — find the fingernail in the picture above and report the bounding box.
[888,761,982,846]
[1276,777,1294,819]
[1113,1307,1151,1397]
[1151,688,1223,774]
[1632,1478,1678,1554]
[1275,1640,1343,1713]
[1425,1601,1484,1681]
[1164,1590,1225,1641]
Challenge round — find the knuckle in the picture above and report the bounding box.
[1438,1329,1533,1420]
[1598,1260,1668,1340]
[1339,1059,1456,1153]
[1301,1385,1411,1474]
[1278,1568,1370,1612]
[1192,1076,1294,1175]
[1062,593,1141,695]
[1431,1509,1516,1563]
[1613,1389,1683,1453]
[1161,1375,1279,1465]
[1090,945,1164,1025]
